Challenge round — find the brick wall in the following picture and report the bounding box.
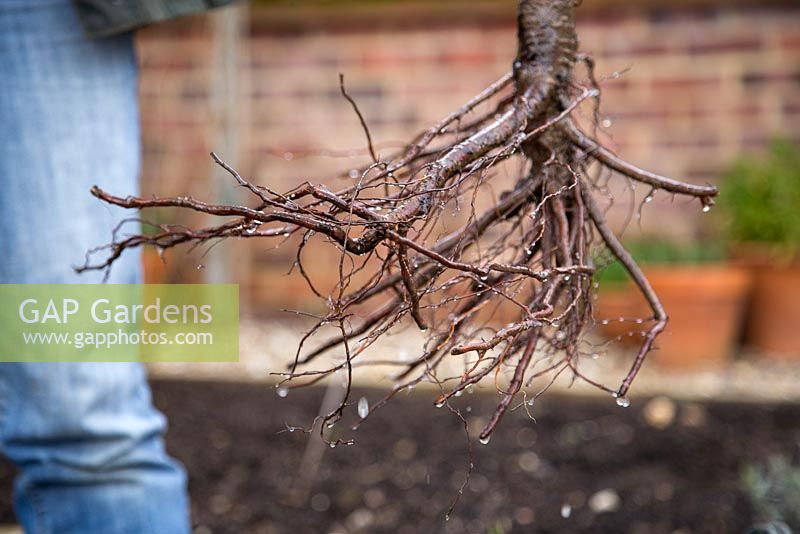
[135,2,800,305]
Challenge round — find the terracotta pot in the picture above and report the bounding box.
[744,265,800,357]
[595,287,644,341]
[596,265,752,369]
[142,247,167,284]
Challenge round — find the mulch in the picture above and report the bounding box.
[2,379,799,533]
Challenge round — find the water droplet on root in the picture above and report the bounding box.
[357,397,369,419]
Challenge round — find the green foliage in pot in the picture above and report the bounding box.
[721,139,800,258]
[742,455,800,531]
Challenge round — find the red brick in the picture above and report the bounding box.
[731,103,763,117]
[658,133,720,149]
[688,36,762,54]
[611,109,672,120]
[360,51,435,68]
[742,71,799,85]
[650,76,720,89]
[603,42,671,58]
[784,98,800,115]
[780,34,800,50]
[438,50,497,65]
[685,166,723,182]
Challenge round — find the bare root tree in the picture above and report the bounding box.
[80,0,717,448]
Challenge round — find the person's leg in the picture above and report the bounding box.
[0,1,190,532]
[0,363,190,534]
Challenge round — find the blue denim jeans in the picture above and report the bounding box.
[0,1,190,532]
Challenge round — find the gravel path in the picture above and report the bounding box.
[148,318,800,404]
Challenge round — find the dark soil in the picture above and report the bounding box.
[2,380,800,533]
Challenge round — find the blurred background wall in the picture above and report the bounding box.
[132,0,800,311]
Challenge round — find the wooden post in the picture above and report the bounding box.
[207,3,251,312]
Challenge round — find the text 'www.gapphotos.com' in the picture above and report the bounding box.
[22,330,214,349]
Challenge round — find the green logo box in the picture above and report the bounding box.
[0,284,239,362]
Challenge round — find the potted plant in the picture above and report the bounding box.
[721,139,800,358]
[140,216,168,284]
[595,240,751,369]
